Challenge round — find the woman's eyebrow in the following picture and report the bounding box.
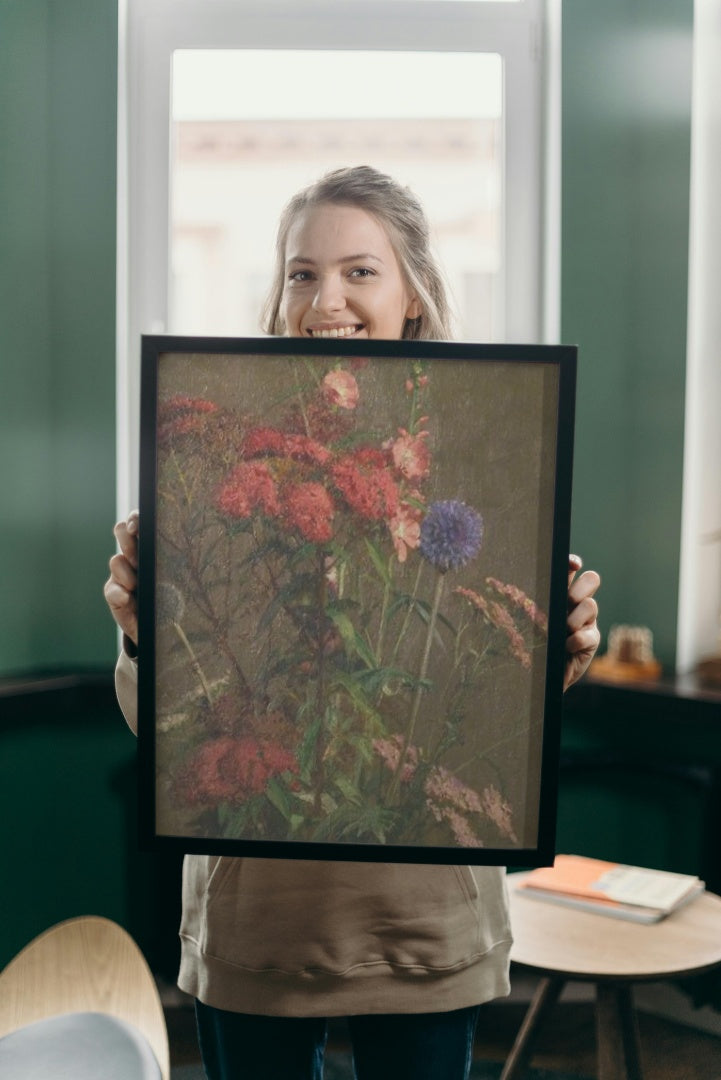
[286,253,384,266]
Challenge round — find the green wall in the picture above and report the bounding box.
[0,1,694,675]
[562,0,693,669]
[0,0,118,675]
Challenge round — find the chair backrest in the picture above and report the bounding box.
[0,915,170,1080]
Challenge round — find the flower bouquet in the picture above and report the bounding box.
[150,349,553,853]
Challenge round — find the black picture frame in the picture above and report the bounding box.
[138,335,576,865]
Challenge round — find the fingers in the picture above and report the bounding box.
[113,510,139,568]
[568,567,601,610]
[103,574,139,644]
[104,511,140,645]
[566,590,600,637]
[565,622,601,658]
[567,553,583,588]
[564,557,601,690]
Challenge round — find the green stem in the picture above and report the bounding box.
[389,561,424,667]
[170,447,193,507]
[172,621,213,705]
[312,548,329,814]
[388,571,445,802]
[374,557,394,664]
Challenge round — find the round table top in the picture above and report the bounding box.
[508,871,721,981]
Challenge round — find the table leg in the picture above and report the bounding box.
[596,982,643,1080]
[499,976,565,1080]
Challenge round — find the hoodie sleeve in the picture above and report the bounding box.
[115,644,139,736]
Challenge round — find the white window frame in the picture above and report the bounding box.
[116,0,559,513]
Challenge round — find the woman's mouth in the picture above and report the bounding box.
[307,324,364,339]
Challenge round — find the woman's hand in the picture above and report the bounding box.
[564,554,601,691]
[103,510,139,647]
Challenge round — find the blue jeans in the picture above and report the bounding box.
[195,1000,481,1080]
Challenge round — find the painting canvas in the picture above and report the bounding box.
[138,336,576,865]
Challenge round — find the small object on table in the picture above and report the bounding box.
[516,854,704,922]
[590,624,662,683]
[696,653,721,689]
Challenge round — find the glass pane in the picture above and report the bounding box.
[170,50,503,341]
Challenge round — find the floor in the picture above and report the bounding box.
[164,978,721,1079]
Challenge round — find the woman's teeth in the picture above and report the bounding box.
[310,325,360,338]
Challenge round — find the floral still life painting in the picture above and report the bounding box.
[138,337,575,864]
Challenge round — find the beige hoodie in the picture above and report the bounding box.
[116,650,512,1016]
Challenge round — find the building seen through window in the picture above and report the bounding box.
[170,50,503,341]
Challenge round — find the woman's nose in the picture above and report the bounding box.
[312,274,345,314]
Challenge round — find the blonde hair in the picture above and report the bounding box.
[262,165,453,341]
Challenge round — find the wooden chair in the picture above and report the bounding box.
[0,915,170,1079]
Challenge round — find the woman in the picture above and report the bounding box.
[106,166,601,1080]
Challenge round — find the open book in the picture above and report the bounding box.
[515,854,705,923]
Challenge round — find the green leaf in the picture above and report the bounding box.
[327,607,377,668]
[258,573,319,632]
[298,714,323,782]
[364,538,392,586]
[333,775,363,806]
[265,777,292,821]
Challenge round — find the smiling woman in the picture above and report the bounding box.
[282,205,420,340]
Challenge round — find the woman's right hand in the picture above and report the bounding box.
[104,509,139,646]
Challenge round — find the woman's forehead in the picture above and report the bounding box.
[285,203,396,262]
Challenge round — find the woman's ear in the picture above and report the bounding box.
[406,296,423,320]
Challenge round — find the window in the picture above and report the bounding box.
[169,49,503,340]
[117,0,557,511]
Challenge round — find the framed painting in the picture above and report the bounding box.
[137,335,576,865]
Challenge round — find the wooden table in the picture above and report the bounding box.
[503,873,721,1080]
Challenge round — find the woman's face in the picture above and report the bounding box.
[281,203,421,340]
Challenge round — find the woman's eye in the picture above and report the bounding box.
[349,267,375,279]
[288,270,313,283]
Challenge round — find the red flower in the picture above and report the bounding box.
[161,395,219,415]
[331,454,400,522]
[243,427,331,466]
[282,482,335,543]
[158,395,220,444]
[216,461,280,519]
[180,735,298,805]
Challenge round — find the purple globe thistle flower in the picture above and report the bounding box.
[419,499,483,573]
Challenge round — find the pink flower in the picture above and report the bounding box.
[388,504,422,563]
[373,735,419,783]
[485,577,548,633]
[216,461,280,519]
[454,586,531,669]
[282,482,335,543]
[481,785,518,843]
[425,798,481,848]
[424,766,483,815]
[390,430,431,481]
[322,369,359,410]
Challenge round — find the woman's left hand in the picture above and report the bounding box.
[564,555,601,691]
